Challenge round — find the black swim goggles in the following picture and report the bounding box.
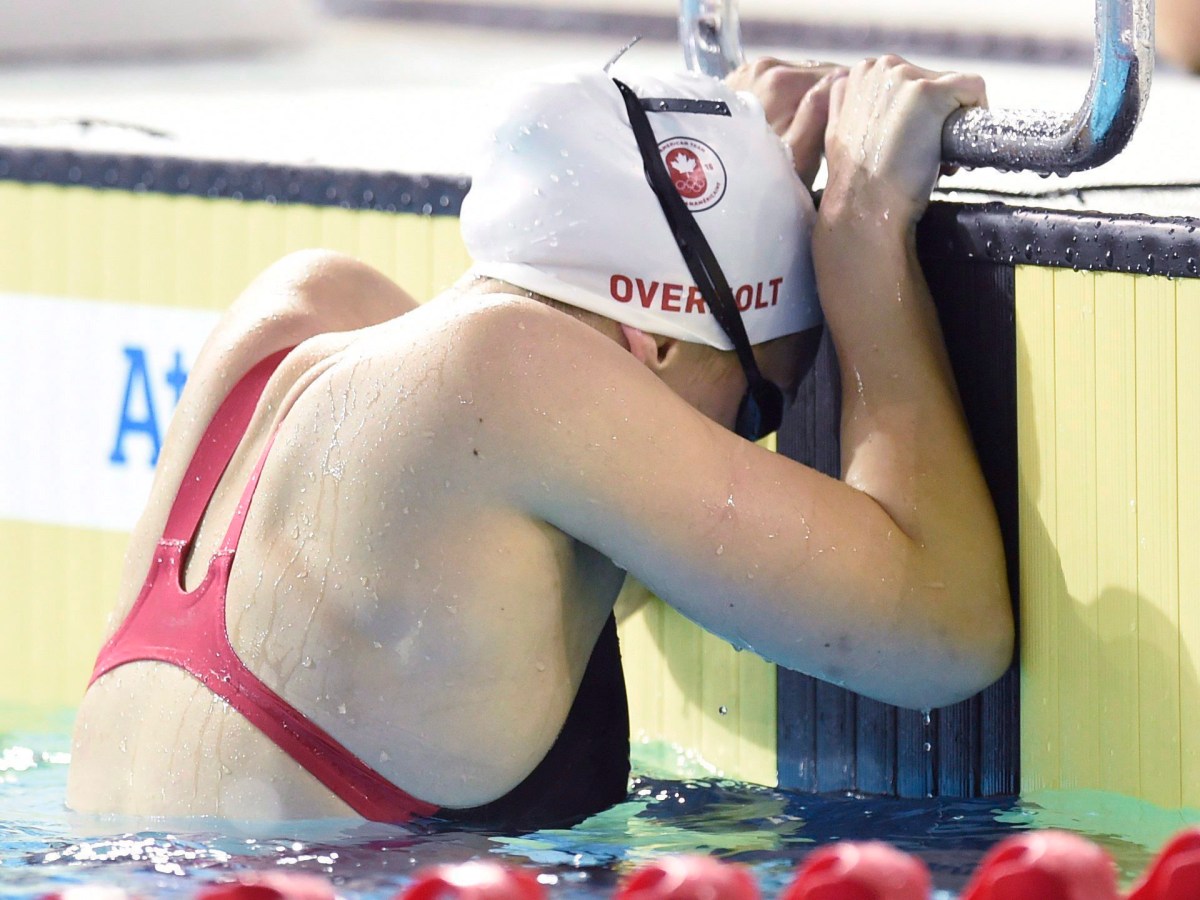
[612,77,786,442]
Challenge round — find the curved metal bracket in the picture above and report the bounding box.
[942,0,1153,174]
[679,0,745,77]
[679,0,1154,175]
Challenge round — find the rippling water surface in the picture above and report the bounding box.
[0,713,1181,898]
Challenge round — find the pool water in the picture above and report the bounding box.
[0,714,1178,899]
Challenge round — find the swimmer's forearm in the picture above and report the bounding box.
[811,206,1011,688]
[812,208,980,529]
[813,219,956,413]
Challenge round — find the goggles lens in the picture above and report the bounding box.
[736,378,785,442]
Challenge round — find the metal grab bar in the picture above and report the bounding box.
[679,0,744,77]
[679,0,1154,175]
[942,0,1153,173]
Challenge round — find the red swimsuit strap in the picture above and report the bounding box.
[92,346,439,822]
[160,348,293,547]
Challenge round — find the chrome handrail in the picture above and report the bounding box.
[679,0,1154,175]
[679,0,744,77]
[942,0,1153,173]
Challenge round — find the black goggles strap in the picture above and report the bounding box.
[612,78,781,433]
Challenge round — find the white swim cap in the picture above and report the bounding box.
[460,68,822,350]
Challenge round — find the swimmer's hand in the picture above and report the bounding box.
[822,55,987,226]
[727,58,848,190]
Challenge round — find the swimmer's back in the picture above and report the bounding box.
[68,252,626,819]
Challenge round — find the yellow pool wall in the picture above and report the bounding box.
[1016,265,1200,809]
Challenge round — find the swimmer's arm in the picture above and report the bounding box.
[197,250,420,379]
[814,56,1003,617]
[487,309,1010,712]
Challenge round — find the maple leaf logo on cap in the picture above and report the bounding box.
[658,138,726,211]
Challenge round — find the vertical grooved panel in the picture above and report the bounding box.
[243,200,293,296]
[431,216,472,297]
[700,627,740,770]
[1093,273,1140,797]
[208,199,257,304]
[0,521,128,709]
[1135,276,1181,808]
[396,216,435,301]
[615,581,664,761]
[854,698,896,795]
[814,682,855,790]
[1016,265,1060,793]
[174,195,217,309]
[660,604,704,767]
[1177,277,1200,808]
[1016,267,1199,809]
[0,183,33,293]
[1051,269,1100,788]
[896,709,934,798]
[354,210,404,292]
[98,191,141,304]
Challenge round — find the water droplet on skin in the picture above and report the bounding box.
[413,559,420,570]
[536,661,546,672]
[337,703,347,715]
[715,544,724,556]
[301,656,314,669]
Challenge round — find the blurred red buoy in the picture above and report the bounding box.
[196,871,337,900]
[40,888,136,900]
[1126,828,1200,900]
[780,841,930,900]
[615,855,760,899]
[398,861,547,899]
[959,831,1119,900]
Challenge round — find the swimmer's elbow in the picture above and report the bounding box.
[909,579,1015,710]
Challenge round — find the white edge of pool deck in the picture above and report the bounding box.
[0,5,1196,217]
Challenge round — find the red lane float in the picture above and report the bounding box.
[1127,828,1200,900]
[780,841,930,899]
[197,871,338,900]
[614,854,760,899]
[398,861,546,899]
[959,832,1120,900]
[39,826,1200,899]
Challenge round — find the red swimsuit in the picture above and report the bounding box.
[89,349,630,828]
[88,350,437,821]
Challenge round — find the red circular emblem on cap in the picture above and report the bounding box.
[659,137,726,211]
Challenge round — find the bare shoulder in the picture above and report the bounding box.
[195,249,419,389]
[120,251,422,597]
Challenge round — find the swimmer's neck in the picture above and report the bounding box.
[450,274,627,346]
